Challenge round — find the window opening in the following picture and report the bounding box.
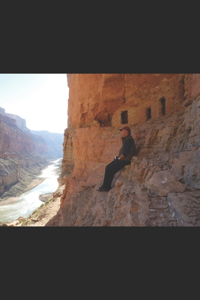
[182,79,185,96]
[180,78,185,101]
[160,98,166,115]
[121,111,128,124]
[147,107,151,120]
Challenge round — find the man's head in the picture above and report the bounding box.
[120,126,131,138]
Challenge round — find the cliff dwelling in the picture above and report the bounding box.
[62,74,200,177]
[44,73,200,227]
[121,111,128,124]
[160,97,166,116]
[146,107,152,120]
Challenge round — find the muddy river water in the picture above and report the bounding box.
[0,159,61,223]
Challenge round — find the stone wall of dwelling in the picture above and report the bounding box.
[112,74,187,128]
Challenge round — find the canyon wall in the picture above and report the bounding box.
[0,109,48,156]
[0,108,64,158]
[0,113,35,157]
[0,110,49,155]
[6,112,28,133]
[0,105,66,198]
[0,159,20,195]
[47,74,200,226]
[0,110,48,197]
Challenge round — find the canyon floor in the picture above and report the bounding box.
[0,158,49,200]
[0,177,46,206]
[2,185,64,227]
[0,159,62,227]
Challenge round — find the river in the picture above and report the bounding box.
[0,158,61,223]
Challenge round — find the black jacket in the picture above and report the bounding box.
[118,135,136,162]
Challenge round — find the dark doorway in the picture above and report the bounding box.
[147,107,151,120]
[121,111,128,124]
[160,98,166,115]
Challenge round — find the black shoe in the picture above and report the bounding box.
[97,186,111,192]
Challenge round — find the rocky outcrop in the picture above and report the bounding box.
[4,110,64,158]
[0,159,20,195]
[59,127,75,185]
[5,112,29,134]
[47,74,200,227]
[0,114,35,157]
[0,109,48,156]
[0,109,49,155]
[6,185,65,227]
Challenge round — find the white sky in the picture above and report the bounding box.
[0,74,69,134]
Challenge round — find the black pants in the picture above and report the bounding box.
[102,160,131,190]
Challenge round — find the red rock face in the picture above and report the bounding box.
[68,74,193,129]
[0,115,35,157]
[62,74,200,186]
[68,74,124,128]
[0,111,48,198]
[0,111,48,157]
[50,73,200,226]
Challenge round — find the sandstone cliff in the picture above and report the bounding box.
[2,109,65,158]
[0,110,49,198]
[47,74,200,227]
[0,113,35,158]
[0,110,49,156]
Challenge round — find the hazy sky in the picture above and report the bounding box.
[0,74,69,134]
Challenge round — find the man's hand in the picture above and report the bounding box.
[114,155,125,161]
[118,154,125,160]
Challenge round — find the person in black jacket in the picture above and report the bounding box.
[97,126,136,192]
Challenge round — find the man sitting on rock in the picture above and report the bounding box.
[97,126,136,192]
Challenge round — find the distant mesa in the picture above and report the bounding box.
[0,107,63,159]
